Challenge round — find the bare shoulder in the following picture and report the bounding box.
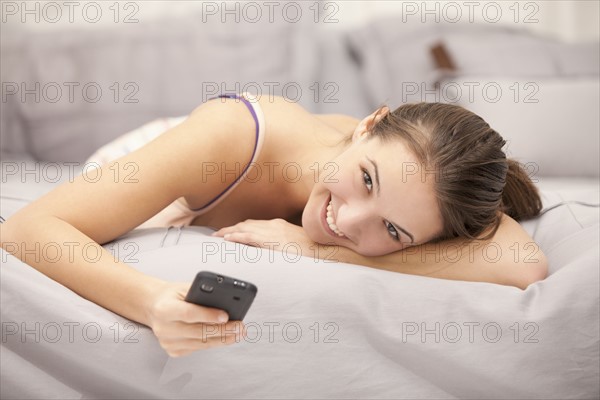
[253,95,359,146]
[254,95,321,133]
[3,98,260,246]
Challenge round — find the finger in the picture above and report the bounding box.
[156,320,244,340]
[227,235,271,250]
[165,334,242,357]
[222,231,246,241]
[222,232,261,247]
[212,224,244,237]
[194,321,245,341]
[172,302,229,324]
[211,227,230,237]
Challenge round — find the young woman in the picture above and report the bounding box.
[0,93,547,357]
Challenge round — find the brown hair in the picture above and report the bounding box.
[368,102,542,242]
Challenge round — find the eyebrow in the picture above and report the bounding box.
[366,156,415,244]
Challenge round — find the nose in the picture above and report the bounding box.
[335,202,371,241]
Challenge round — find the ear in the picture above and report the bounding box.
[351,106,390,143]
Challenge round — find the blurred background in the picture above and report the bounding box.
[1,0,599,180]
[4,1,599,40]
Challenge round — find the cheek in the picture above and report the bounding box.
[301,187,327,242]
[355,237,398,257]
[351,225,403,256]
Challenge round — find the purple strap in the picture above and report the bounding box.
[189,93,260,212]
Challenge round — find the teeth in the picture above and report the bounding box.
[326,200,345,237]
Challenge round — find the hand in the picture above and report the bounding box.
[212,218,317,254]
[147,282,245,357]
[212,218,344,262]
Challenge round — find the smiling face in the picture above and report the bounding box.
[302,109,444,257]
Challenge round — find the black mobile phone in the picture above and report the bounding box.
[185,271,257,321]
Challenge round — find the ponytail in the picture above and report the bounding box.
[501,159,542,221]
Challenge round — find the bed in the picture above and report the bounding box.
[1,7,599,399]
[1,165,599,399]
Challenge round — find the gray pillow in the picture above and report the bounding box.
[2,5,320,162]
[345,17,599,110]
[443,77,600,178]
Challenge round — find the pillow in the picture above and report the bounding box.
[441,35,599,79]
[84,116,186,167]
[313,31,373,118]
[550,42,600,76]
[520,183,599,274]
[439,77,600,178]
[2,215,598,398]
[345,17,599,110]
[1,165,598,398]
[2,3,319,162]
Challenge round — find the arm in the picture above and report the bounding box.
[216,214,548,290]
[329,213,548,290]
[0,98,256,356]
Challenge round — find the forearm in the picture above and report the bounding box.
[1,216,165,326]
[323,234,546,289]
[327,241,456,277]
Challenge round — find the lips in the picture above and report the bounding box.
[321,194,336,238]
[321,193,345,238]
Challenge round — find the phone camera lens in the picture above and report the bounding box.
[217,276,224,283]
[233,280,247,289]
[200,283,214,293]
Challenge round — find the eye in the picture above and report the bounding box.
[385,221,400,241]
[362,169,373,192]
[361,166,401,243]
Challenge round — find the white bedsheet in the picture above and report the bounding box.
[1,162,598,399]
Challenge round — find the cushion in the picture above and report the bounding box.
[345,17,599,110]
[1,3,319,162]
[440,77,600,178]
